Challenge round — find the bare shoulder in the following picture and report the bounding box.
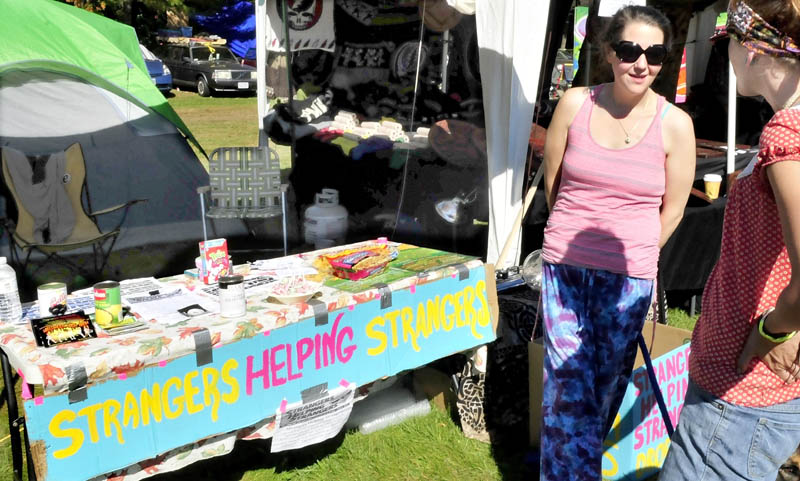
[551,86,591,126]
[557,86,591,112]
[662,103,694,137]
[661,102,695,153]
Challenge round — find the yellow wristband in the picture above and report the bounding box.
[757,309,796,343]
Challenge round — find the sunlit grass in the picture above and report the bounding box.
[666,307,699,331]
[168,91,292,171]
[150,407,521,481]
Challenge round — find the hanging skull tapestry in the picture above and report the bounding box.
[268,0,336,52]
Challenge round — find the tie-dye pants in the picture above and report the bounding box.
[539,262,653,481]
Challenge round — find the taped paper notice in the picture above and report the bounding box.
[598,0,645,17]
[126,288,218,324]
[119,277,168,298]
[270,384,355,453]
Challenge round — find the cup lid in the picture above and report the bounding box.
[703,173,723,181]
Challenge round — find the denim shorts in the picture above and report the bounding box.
[659,378,800,481]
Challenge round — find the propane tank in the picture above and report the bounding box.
[304,188,348,249]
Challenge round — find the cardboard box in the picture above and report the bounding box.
[529,321,692,481]
[413,366,457,413]
[198,238,230,284]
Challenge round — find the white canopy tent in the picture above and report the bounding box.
[254,0,550,268]
[252,0,741,268]
[476,0,549,268]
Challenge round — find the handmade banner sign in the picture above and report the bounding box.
[23,264,497,480]
[601,340,691,481]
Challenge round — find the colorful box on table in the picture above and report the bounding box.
[198,238,230,284]
[529,321,692,481]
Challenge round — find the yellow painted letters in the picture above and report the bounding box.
[49,410,84,459]
[162,377,184,420]
[202,367,221,422]
[184,371,203,415]
[365,315,388,356]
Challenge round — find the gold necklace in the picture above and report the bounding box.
[616,94,650,144]
[783,89,800,110]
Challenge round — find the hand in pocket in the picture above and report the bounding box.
[737,322,800,384]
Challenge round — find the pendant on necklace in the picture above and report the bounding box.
[625,136,631,144]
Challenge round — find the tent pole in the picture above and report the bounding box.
[496,167,544,268]
[281,0,297,172]
[256,0,268,148]
[197,187,210,279]
[727,60,737,174]
[441,30,450,92]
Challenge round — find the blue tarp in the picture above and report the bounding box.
[192,1,255,59]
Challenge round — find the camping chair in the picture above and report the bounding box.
[203,146,289,256]
[0,143,146,282]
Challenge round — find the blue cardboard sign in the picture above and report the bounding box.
[24,267,495,480]
[602,342,691,480]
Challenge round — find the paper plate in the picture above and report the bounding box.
[264,277,322,305]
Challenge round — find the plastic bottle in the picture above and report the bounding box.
[304,188,348,249]
[344,380,431,435]
[0,257,22,323]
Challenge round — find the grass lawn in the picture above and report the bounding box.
[666,307,699,332]
[0,91,700,481]
[167,91,292,172]
[149,407,526,481]
[167,90,260,157]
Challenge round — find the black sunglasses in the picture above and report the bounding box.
[613,41,668,65]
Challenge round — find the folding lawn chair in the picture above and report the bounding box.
[202,146,289,256]
[0,143,146,282]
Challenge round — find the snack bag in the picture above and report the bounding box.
[198,238,230,284]
[323,244,398,280]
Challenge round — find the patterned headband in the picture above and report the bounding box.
[719,0,800,57]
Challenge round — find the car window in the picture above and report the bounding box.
[191,46,238,62]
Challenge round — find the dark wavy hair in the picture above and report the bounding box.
[602,5,673,51]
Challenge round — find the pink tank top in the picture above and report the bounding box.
[541,85,667,279]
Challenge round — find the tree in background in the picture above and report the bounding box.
[61,0,236,46]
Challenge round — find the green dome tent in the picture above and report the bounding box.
[0,0,225,254]
[0,0,199,150]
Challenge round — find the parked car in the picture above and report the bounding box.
[162,43,256,97]
[139,44,172,94]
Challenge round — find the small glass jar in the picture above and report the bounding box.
[218,275,245,318]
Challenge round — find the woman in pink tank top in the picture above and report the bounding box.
[537,6,696,481]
